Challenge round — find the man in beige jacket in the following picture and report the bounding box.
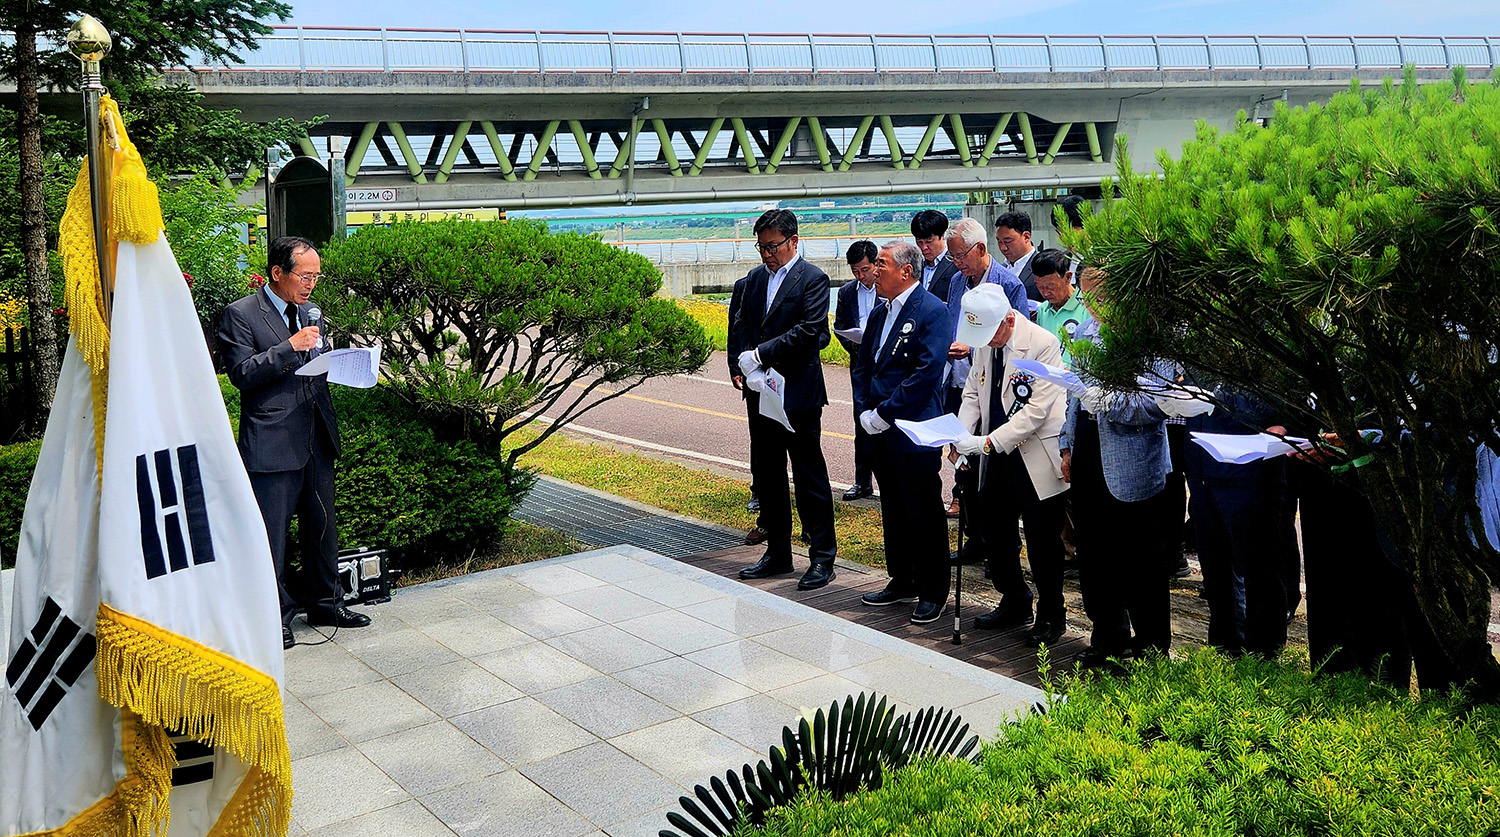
[952,284,1072,645]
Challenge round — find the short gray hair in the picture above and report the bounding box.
[881,241,923,280]
[944,217,987,250]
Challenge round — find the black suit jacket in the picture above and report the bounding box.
[925,257,959,304]
[733,258,831,412]
[832,280,872,357]
[1016,255,1041,303]
[217,289,340,473]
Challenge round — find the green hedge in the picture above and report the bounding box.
[744,650,1500,836]
[1,380,528,573]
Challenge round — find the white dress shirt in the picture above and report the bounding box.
[764,254,801,313]
[856,281,878,328]
[876,281,921,358]
[1007,247,1035,277]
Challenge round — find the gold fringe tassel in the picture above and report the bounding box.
[57,163,111,476]
[95,604,293,837]
[100,95,163,245]
[9,713,174,837]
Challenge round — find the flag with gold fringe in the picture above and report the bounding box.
[1,95,291,837]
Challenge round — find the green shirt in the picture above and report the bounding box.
[1035,293,1089,365]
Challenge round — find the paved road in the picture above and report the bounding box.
[538,350,958,500]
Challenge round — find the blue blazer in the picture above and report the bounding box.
[851,285,950,453]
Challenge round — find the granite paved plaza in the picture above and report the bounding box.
[2,546,1043,836]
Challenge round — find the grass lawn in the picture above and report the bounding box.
[508,423,894,569]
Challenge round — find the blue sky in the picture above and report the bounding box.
[284,0,1498,37]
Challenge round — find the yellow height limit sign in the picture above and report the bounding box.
[254,207,507,232]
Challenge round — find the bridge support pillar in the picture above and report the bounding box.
[962,200,1001,259]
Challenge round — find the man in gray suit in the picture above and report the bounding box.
[218,236,370,650]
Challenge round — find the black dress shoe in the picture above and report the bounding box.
[861,584,919,606]
[282,625,295,650]
[738,555,793,579]
[841,484,873,502]
[1075,645,1128,668]
[797,561,836,591]
[1025,619,1065,647]
[306,606,372,628]
[910,600,945,624]
[974,597,1034,630]
[746,495,761,512]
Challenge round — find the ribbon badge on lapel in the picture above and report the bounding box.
[1008,371,1037,416]
[889,321,915,359]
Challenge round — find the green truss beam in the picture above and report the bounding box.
[1017,113,1039,165]
[435,120,473,183]
[479,121,518,181]
[651,119,683,176]
[765,117,802,174]
[806,116,833,172]
[877,116,905,169]
[568,120,602,179]
[346,122,379,182]
[837,115,876,171]
[729,118,762,174]
[978,113,1014,167]
[524,120,562,181]
[909,114,945,170]
[385,122,427,183]
[689,118,725,176]
[606,119,639,180]
[1085,122,1103,163]
[949,114,973,167]
[1042,122,1073,165]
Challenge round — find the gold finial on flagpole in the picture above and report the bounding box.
[67,14,115,325]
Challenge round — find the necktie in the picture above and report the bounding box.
[284,302,298,334]
[988,347,1009,433]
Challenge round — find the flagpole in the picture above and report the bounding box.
[66,15,114,325]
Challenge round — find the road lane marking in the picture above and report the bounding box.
[677,373,856,407]
[570,382,857,441]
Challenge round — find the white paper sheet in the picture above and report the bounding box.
[895,413,970,448]
[1190,431,1310,464]
[834,326,865,345]
[1011,358,1087,394]
[295,346,381,389]
[758,367,794,432]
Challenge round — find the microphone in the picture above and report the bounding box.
[306,306,324,351]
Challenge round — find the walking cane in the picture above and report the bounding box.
[952,461,965,646]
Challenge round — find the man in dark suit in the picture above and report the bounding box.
[217,235,370,650]
[833,240,879,501]
[727,275,766,544]
[995,210,1041,305]
[852,241,953,624]
[911,209,959,303]
[733,209,839,591]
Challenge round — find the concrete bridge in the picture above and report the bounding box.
[114,30,1500,210]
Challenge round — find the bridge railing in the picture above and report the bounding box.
[161,29,1498,74]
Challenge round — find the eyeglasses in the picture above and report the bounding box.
[951,241,981,262]
[289,270,321,286]
[754,236,791,254]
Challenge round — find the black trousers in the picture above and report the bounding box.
[248,426,340,627]
[1159,423,1189,568]
[872,439,950,603]
[851,413,875,488]
[982,449,1067,622]
[742,394,763,527]
[1293,461,1458,691]
[748,405,837,563]
[1070,413,1171,654]
[1190,473,1290,657]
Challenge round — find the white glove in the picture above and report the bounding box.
[954,434,988,456]
[737,349,761,376]
[859,410,890,435]
[1079,386,1109,415]
[1155,385,1215,419]
[744,368,768,393]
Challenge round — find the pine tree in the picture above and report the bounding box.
[1076,66,1500,699]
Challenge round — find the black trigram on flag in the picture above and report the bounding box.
[136,444,216,579]
[5,597,97,730]
[168,730,216,786]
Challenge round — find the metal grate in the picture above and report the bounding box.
[516,478,745,558]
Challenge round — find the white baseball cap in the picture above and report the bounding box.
[955,283,1014,347]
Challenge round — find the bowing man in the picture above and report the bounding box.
[952,284,1071,646]
[733,209,840,591]
[852,242,953,624]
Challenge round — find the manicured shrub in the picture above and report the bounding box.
[0,437,42,568]
[746,650,1500,836]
